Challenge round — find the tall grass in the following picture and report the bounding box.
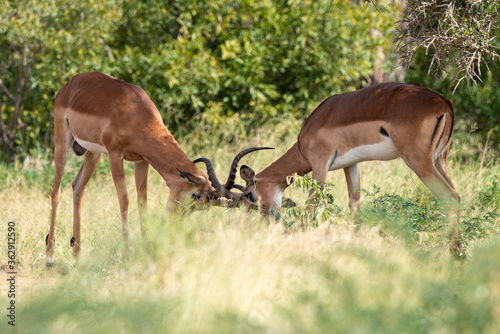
[0,131,499,333]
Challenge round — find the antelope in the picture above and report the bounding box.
[221,83,461,215]
[46,71,268,266]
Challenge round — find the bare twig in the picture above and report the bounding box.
[364,0,499,89]
[9,44,29,135]
[97,36,115,60]
[0,96,8,143]
[395,0,499,89]
[0,77,16,101]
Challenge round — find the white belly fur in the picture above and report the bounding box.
[74,138,108,153]
[329,137,399,171]
[275,187,283,207]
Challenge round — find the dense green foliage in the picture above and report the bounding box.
[2,0,499,163]
[1,0,397,161]
[0,0,122,162]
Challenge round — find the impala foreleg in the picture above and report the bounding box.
[307,159,329,209]
[109,152,130,247]
[46,121,72,266]
[47,150,68,266]
[343,164,361,213]
[134,160,149,235]
[71,151,101,258]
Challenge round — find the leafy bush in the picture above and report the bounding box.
[0,0,399,161]
[282,173,500,252]
[111,0,399,148]
[0,0,123,162]
[282,174,344,228]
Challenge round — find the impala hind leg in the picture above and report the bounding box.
[134,160,149,235]
[108,152,130,251]
[403,156,459,203]
[46,120,72,266]
[343,164,361,213]
[432,154,463,254]
[71,151,101,258]
[402,155,463,254]
[434,154,460,202]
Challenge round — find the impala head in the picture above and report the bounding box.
[239,165,261,210]
[238,165,295,215]
[177,168,214,203]
[192,147,274,207]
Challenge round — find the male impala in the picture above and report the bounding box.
[46,72,264,266]
[228,83,460,214]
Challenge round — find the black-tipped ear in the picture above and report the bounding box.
[240,165,255,184]
[178,169,206,186]
[282,197,297,208]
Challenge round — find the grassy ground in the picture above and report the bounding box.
[0,130,499,333]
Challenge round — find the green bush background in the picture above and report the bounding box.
[3,0,497,163]
[1,2,499,332]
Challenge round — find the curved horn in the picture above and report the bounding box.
[224,147,274,190]
[194,147,273,202]
[193,157,222,191]
[232,184,246,192]
[193,157,242,201]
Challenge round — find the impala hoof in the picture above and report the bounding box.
[451,240,466,259]
[46,257,55,268]
[70,236,75,247]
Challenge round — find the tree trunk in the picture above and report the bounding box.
[0,44,29,164]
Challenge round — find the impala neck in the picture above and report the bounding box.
[139,128,203,185]
[256,142,312,190]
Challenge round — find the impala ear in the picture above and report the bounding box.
[240,165,256,184]
[178,169,206,186]
[282,197,297,208]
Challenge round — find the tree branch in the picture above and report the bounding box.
[365,0,500,88]
[0,96,8,144]
[0,77,16,101]
[8,43,29,139]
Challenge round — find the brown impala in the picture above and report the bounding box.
[223,83,461,215]
[46,71,270,266]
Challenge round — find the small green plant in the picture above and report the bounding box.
[361,189,447,233]
[461,175,500,241]
[282,174,343,228]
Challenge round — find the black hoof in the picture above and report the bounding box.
[70,236,75,247]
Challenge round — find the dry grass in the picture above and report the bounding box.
[0,134,499,333]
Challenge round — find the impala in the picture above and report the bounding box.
[225,83,461,214]
[46,71,267,266]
